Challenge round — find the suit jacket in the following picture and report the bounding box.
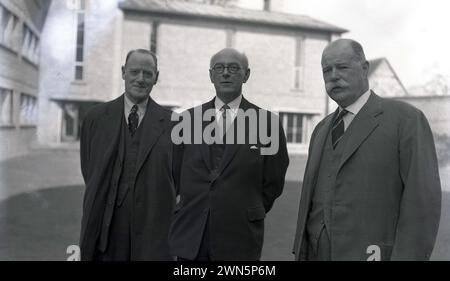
[79,95,176,260]
[169,97,289,261]
[293,92,441,261]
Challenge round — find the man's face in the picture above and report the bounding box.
[122,52,159,104]
[209,50,250,104]
[321,42,369,108]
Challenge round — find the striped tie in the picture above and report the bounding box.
[128,104,139,136]
[331,109,348,149]
[220,104,230,137]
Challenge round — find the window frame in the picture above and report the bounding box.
[0,88,14,127]
[292,36,305,92]
[278,111,314,146]
[19,93,38,127]
[74,0,86,81]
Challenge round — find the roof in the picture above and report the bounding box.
[391,94,450,100]
[368,58,384,77]
[368,57,409,96]
[118,0,347,34]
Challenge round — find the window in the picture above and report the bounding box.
[0,4,20,52]
[150,21,159,53]
[279,112,313,144]
[74,0,86,81]
[20,93,37,126]
[61,102,79,142]
[22,24,40,65]
[293,37,304,91]
[0,88,13,126]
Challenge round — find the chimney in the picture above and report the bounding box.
[263,0,284,13]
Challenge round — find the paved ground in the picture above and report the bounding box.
[0,148,83,201]
[0,149,448,260]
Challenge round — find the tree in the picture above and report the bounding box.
[408,73,450,96]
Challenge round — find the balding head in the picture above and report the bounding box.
[210,48,249,70]
[323,39,367,65]
[209,48,251,104]
[321,38,370,108]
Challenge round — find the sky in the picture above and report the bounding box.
[239,0,450,89]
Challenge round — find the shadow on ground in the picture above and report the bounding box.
[0,182,449,260]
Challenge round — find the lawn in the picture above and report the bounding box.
[0,182,448,260]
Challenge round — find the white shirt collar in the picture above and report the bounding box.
[341,89,371,115]
[214,94,242,114]
[124,93,148,115]
[124,93,148,125]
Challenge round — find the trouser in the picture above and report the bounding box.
[94,188,132,261]
[178,214,211,261]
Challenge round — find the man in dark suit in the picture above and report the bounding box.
[169,48,289,261]
[293,39,441,261]
[79,49,176,261]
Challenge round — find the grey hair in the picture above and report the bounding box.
[124,49,158,70]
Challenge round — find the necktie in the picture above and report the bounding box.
[128,104,139,136]
[331,109,348,149]
[221,104,230,137]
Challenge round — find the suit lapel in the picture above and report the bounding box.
[200,98,216,172]
[309,114,334,177]
[97,96,124,178]
[82,95,123,244]
[135,97,167,177]
[214,97,251,177]
[338,92,383,170]
[302,113,335,203]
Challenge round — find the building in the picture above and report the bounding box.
[367,57,450,137]
[327,56,410,113]
[37,0,346,154]
[0,0,51,160]
[368,57,409,97]
[393,95,450,135]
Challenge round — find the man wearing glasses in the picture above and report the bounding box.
[169,48,289,261]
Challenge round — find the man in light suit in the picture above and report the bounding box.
[80,49,176,260]
[169,48,289,261]
[293,39,441,261]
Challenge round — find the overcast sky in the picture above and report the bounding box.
[239,0,450,89]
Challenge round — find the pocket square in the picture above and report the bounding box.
[250,145,258,149]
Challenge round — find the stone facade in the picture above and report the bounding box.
[37,0,346,154]
[393,95,450,135]
[368,58,408,97]
[0,0,50,160]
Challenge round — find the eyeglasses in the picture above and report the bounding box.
[211,64,241,74]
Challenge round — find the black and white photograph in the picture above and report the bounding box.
[0,0,449,267]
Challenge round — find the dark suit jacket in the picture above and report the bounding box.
[169,97,289,261]
[293,92,441,261]
[79,95,176,260]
